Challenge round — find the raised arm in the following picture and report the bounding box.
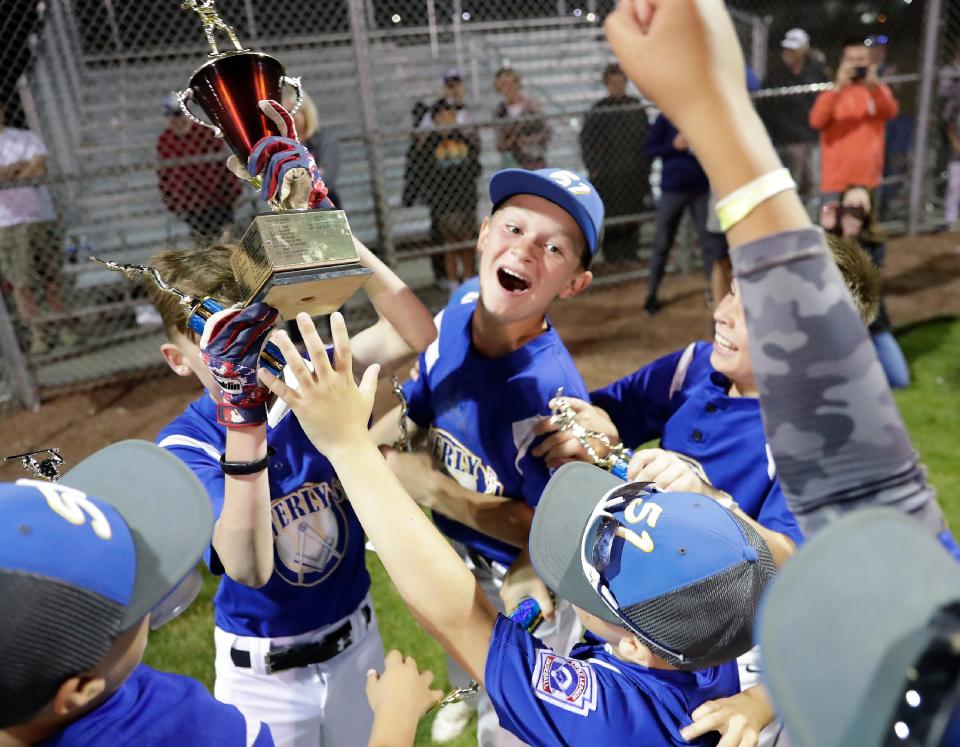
[261,314,498,683]
[603,0,945,538]
[350,237,437,374]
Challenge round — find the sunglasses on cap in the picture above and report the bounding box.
[884,606,960,746]
[579,481,686,664]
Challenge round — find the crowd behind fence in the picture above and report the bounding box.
[0,0,959,412]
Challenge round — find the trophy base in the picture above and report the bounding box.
[233,209,372,318]
[250,264,373,318]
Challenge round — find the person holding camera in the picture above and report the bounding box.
[809,37,899,205]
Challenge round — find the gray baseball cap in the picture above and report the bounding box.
[759,509,960,747]
[63,439,213,630]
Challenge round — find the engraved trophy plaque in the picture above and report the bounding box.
[176,0,371,318]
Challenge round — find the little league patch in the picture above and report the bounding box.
[531,649,598,717]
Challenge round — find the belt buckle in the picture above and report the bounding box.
[263,644,293,675]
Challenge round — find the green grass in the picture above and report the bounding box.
[144,317,960,747]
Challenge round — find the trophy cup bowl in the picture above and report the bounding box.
[177,51,302,160]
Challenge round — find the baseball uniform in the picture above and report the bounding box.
[402,296,588,744]
[157,394,384,747]
[486,604,740,746]
[38,665,273,747]
[590,341,802,545]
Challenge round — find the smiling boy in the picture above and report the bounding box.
[372,167,601,743]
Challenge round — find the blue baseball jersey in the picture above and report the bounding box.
[403,299,589,565]
[38,665,273,746]
[486,615,739,746]
[590,342,802,545]
[157,394,369,637]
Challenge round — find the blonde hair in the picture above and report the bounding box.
[145,245,243,337]
[826,234,881,325]
[283,86,319,140]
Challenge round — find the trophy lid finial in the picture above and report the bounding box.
[181,0,246,57]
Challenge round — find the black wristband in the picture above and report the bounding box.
[220,447,276,476]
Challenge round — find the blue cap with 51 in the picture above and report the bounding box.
[489,168,605,256]
[530,462,776,670]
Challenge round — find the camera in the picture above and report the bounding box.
[851,65,869,81]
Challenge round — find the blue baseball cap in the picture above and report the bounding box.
[530,463,775,670]
[489,168,605,256]
[0,440,212,728]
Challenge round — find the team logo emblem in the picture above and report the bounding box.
[429,428,503,495]
[531,650,598,717]
[271,481,349,587]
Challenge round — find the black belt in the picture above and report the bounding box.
[230,604,372,674]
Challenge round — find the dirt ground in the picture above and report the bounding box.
[2,231,959,480]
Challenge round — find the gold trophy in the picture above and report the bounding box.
[175,0,371,318]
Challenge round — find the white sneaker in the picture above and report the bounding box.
[430,699,475,743]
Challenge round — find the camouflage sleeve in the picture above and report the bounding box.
[730,227,946,538]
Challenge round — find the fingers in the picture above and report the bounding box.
[364,668,379,700]
[358,363,381,401]
[626,448,663,480]
[532,414,559,437]
[532,430,574,458]
[259,99,296,140]
[716,720,746,747]
[329,312,352,376]
[680,705,724,741]
[295,313,332,376]
[258,365,299,405]
[384,648,404,666]
[270,328,313,384]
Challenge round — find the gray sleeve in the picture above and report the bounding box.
[731,227,945,538]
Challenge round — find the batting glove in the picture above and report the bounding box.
[200,302,280,428]
[227,100,330,210]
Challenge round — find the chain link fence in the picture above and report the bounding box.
[0,0,956,412]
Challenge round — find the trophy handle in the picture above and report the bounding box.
[176,88,223,138]
[282,75,304,117]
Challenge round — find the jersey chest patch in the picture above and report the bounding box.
[531,650,598,717]
[429,428,504,495]
[270,480,350,587]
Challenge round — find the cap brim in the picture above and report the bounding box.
[489,169,597,254]
[62,440,213,630]
[759,509,960,747]
[529,462,624,626]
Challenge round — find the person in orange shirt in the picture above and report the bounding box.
[809,37,899,202]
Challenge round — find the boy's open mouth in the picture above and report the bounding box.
[497,267,531,293]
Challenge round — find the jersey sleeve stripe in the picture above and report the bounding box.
[668,342,698,400]
[424,309,445,376]
[157,434,221,462]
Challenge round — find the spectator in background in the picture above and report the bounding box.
[283,87,342,208]
[156,92,240,246]
[809,38,899,202]
[414,69,475,287]
[759,28,828,201]
[492,67,551,170]
[419,68,472,130]
[0,101,75,354]
[579,62,650,263]
[421,99,481,296]
[821,185,909,388]
[641,114,713,315]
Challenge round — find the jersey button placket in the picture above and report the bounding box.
[691,429,704,443]
[705,403,718,413]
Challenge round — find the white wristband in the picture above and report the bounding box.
[715,168,796,232]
